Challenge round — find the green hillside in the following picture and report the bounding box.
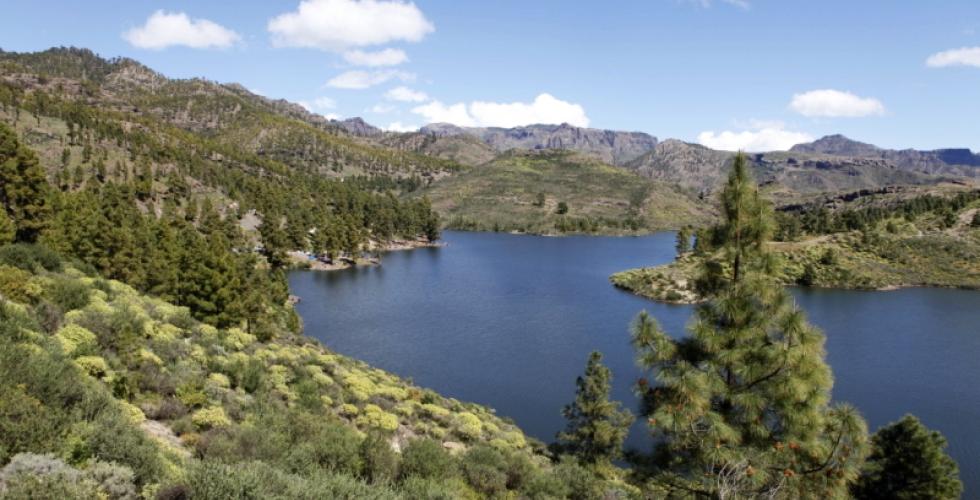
[0,245,622,498]
[612,186,980,302]
[423,149,715,235]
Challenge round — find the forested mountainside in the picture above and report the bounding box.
[0,47,447,330]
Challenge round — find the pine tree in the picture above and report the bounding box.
[852,415,961,500]
[0,123,50,242]
[0,209,14,245]
[675,226,692,256]
[556,351,634,466]
[631,153,867,498]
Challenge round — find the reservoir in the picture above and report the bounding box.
[290,230,980,493]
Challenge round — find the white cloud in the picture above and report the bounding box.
[268,0,434,51]
[384,86,428,102]
[368,103,396,114]
[789,89,885,118]
[412,101,477,126]
[324,113,342,121]
[412,93,589,128]
[123,10,241,50]
[326,70,415,89]
[926,46,980,68]
[343,48,408,66]
[697,122,812,152]
[384,122,418,132]
[297,96,337,112]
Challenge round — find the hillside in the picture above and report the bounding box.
[422,149,715,234]
[612,186,980,302]
[0,245,627,498]
[0,46,641,499]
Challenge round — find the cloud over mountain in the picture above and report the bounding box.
[412,93,589,128]
[123,10,241,50]
[790,89,885,118]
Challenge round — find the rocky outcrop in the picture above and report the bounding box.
[336,117,383,137]
[420,122,658,165]
[792,135,980,177]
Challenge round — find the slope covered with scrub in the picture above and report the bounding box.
[0,245,637,498]
[423,149,714,235]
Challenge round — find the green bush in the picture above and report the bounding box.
[44,276,91,312]
[459,445,508,496]
[0,453,101,500]
[360,432,399,484]
[399,439,456,482]
[0,244,63,273]
[284,421,363,477]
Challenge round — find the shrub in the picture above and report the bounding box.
[75,355,111,379]
[399,439,456,482]
[55,324,98,356]
[44,276,91,312]
[0,453,100,500]
[360,432,399,484]
[0,265,42,303]
[192,406,232,430]
[0,244,63,273]
[459,445,508,496]
[85,461,138,500]
[453,412,483,440]
[284,422,364,477]
[357,404,399,432]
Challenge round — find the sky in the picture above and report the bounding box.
[2,0,979,151]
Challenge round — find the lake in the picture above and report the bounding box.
[289,230,980,493]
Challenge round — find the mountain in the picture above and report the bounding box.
[790,134,882,157]
[380,131,498,167]
[336,116,383,137]
[419,122,658,166]
[791,135,980,177]
[623,138,975,197]
[421,149,715,234]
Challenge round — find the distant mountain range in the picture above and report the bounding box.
[418,122,658,166]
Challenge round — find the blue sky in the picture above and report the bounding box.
[2,0,979,151]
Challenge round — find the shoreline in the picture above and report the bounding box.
[288,238,445,272]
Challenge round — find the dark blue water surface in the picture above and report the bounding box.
[290,231,980,493]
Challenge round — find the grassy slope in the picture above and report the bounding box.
[0,251,557,496]
[612,207,980,303]
[423,149,715,235]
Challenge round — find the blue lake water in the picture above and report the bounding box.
[290,230,980,493]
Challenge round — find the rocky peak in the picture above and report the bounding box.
[338,117,383,137]
[790,135,881,157]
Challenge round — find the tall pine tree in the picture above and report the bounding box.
[631,153,867,498]
[556,351,634,467]
[852,415,961,500]
[0,123,50,242]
